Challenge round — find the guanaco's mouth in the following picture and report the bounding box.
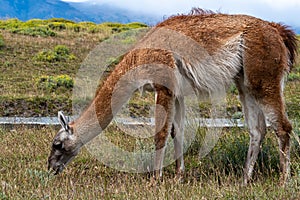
[48,151,78,175]
[48,157,65,175]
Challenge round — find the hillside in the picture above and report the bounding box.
[0,0,89,21]
[0,0,160,24]
[0,19,148,116]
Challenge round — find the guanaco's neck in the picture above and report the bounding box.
[72,48,175,145]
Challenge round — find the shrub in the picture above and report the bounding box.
[10,27,56,37]
[0,18,22,30]
[24,19,46,27]
[48,22,67,31]
[54,45,70,57]
[34,50,56,62]
[34,45,76,62]
[46,18,75,24]
[102,22,123,28]
[36,75,74,92]
[126,22,148,29]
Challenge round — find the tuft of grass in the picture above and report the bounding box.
[288,66,300,81]
[0,33,4,48]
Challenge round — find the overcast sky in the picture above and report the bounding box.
[64,0,300,27]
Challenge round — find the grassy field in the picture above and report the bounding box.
[1,125,300,199]
[0,19,300,199]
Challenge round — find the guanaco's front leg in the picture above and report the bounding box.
[154,87,175,179]
[170,97,185,178]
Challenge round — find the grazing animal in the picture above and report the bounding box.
[48,9,298,185]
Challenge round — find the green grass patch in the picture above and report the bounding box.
[34,45,76,62]
[0,18,148,37]
[10,26,56,37]
[36,74,74,93]
[288,66,300,81]
[0,96,72,117]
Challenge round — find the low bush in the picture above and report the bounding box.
[34,45,76,62]
[54,45,70,57]
[46,18,75,24]
[10,27,56,37]
[0,18,22,30]
[102,22,148,34]
[126,22,148,29]
[23,19,46,27]
[36,75,74,92]
[48,22,67,31]
[102,22,123,28]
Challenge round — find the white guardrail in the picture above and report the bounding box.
[0,117,249,127]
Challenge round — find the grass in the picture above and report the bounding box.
[1,125,300,199]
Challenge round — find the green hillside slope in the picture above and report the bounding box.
[0,18,147,116]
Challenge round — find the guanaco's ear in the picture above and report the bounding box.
[58,111,70,132]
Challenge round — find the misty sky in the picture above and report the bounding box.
[63,0,300,27]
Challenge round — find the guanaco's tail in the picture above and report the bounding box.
[270,22,298,69]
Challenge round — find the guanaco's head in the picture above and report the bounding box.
[48,111,80,174]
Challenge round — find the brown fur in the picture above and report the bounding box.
[93,48,176,128]
[269,22,298,68]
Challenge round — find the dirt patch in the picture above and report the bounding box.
[0,96,72,117]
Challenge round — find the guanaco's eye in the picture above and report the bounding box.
[52,142,63,150]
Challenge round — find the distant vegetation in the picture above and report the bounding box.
[0,18,148,37]
[0,18,148,116]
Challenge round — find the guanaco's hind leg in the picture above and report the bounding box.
[170,96,185,178]
[236,77,267,185]
[239,75,292,185]
[154,87,175,178]
[241,27,293,185]
[258,93,292,185]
